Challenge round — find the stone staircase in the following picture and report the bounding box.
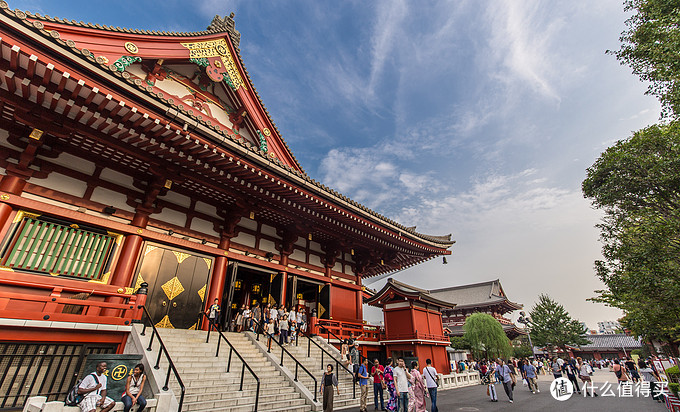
[253,333,360,410]
[143,328,313,412]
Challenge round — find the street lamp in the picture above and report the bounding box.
[517,311,535,357]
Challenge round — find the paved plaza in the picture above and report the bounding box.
[342,369,669,412]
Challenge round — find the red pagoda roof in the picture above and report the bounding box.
[365,278,455,308]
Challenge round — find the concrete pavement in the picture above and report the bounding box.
[340,369,669,412]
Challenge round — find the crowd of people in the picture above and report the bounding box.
[319,354,441,412]
[474,354,669,403]
[208,299,309,345]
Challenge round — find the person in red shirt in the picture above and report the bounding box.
[371,359,385,411]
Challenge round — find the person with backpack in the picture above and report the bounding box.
[497,359,515,403]
[77,361,115,412]
[422,359,439,412]
[122,363,147,412]
[208,298,220,329]
[358,358,370,412]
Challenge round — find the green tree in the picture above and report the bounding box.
[449,336,471,351]
[462,313,512,360]
[610,0,680,117]
[582,122,680,353]
[529,295,589,354]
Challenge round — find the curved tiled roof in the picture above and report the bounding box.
[429,279,522,310]
[579,334,642,350]
[0,1,454,249]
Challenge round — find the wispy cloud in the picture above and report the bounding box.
[484,0,565,103]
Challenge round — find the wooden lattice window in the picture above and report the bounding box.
[0,214,119,280]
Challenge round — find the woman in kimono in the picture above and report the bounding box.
[383,358,398,412]
[408,360,428,412]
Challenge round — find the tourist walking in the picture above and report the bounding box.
[351,342,361,377]
[638,360,662,402]
[208,298,220,329]
[422,359,439,412]
[497,359,515,403]
[78,361,115,412]
[563,360,581,394]
[242,305,251,332]
[551,357,562,379]
[122,363,147,412]
[320,364,340,412]
[252,302,262,333]
[384,359,398,412]
[279,314,289,345]
[408,360,427,412]
[487,361,498,402]
[577,357,597,397]
[523,359,538,394]
[359,358,370,412]
[234,304,245,332]
[613,359,629,384]
[341,340,350,367]
[371,359,385,411]
[393,358,412,412]
[625,357,640,383]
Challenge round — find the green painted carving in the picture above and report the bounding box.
[190,57,210,68]
[222,76,236,91]
[113,55,142,72]
[256,130,268,153]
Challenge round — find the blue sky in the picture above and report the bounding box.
[11,0,662,329]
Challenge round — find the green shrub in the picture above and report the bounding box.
[669,382,679,397]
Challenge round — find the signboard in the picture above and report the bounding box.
[83,354,143,400]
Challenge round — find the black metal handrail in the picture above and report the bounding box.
[139,306,185,412]
[198,312,261,411]
[298,325,356,399]
[251,317,318,401]
[319,325,369,364]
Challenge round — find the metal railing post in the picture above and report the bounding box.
[146,330,155,351]
[227,348,233,373]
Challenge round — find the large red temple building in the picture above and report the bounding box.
[0,1,454,398]
[429,279,526,339]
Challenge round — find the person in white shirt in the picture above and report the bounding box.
[78,361,115,412]
[392,358,412,412]
[422,359,439,412]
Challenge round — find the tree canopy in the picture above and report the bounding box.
[529,294,589,353]
[611,0,680,118]
[462,313,512,360]
[582,122,680,351]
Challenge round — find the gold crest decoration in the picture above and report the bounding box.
[181,39,246,90]
[161,276,185,301]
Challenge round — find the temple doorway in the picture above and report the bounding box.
[221,262,282,330]
[285,277,330,321]
[132,244,213,330]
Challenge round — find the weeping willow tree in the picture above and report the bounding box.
[463,313,513,360]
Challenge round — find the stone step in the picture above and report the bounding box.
[139,327,316,412]
[183,396,309,411]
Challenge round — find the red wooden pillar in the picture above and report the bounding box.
[0,201,14,239]
[103,211,148,317]
[204,255,228,330]
[281,272,288,307]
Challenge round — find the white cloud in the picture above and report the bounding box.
[485,0,565,103]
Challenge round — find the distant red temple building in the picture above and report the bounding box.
[365,279,453,374]
[429,279,526,339]
[0,1,453,388]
